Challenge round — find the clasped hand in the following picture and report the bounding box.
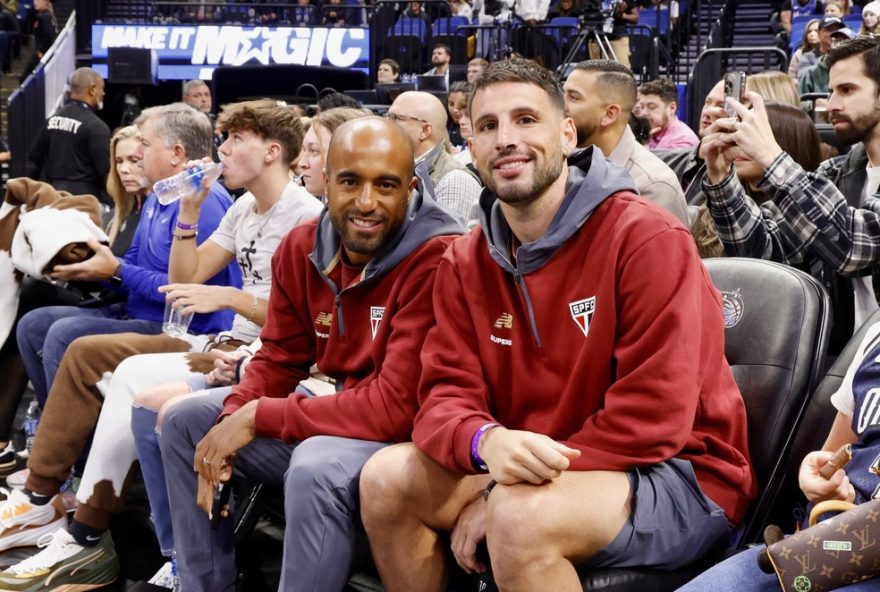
[207,349,252,386]
[699,91,784,184]
[480,427,581,485]
[193,400,258,517]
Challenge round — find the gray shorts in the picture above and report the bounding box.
[582,458,731,571]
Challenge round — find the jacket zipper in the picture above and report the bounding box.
[514,271,542,348]
[334,293,345,336]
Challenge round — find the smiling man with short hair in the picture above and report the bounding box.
[160,116,463,592]
[359,58,755,591]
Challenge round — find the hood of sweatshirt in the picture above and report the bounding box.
[478,146,637,275]
[310,170,464,284]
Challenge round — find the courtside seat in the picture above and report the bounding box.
[234,260,831,591]
[576,258,831,591]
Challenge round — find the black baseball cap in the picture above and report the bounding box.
[818,16,845,30]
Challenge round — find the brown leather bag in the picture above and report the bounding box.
[762,499,880,592]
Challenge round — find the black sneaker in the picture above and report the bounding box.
[0,445,17,477]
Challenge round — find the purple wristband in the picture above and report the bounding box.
[470,422,499,472]
[176,220,199,231]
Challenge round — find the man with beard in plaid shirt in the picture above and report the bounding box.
[700,36,880,352]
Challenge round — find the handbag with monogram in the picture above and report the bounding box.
[759,498,880,592]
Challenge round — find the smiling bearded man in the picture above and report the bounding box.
[159,116,463,592]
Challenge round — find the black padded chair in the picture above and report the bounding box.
[573,258,831,591]
[235,259,832,591]
[382,34,423,76]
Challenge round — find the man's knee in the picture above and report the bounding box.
[486,483,553,551]
[359,443,421,523]
[160,395,218,451]
[485,484,565,578]
[286,437,362,508]
[16,307,50,349]
[63,334,106,364]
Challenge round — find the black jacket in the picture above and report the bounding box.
[26,100,110,203]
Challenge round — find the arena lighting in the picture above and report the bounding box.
[91,24,370,80]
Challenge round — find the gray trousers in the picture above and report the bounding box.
[160,390,388,592]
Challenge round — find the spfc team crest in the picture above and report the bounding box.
[721,289,744,328]
[370,306,385,340]
[569,297,596,337]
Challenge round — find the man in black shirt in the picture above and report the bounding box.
[585,0,639,69]
[26,67,111,205]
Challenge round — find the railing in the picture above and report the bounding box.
[150,2,370,25]
[370,0,452,78]
[8,11,77,178]
[43,12,77,118]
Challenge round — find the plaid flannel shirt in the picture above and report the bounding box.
[704,151,880,277]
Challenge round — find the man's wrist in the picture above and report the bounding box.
[756,146,784,170]
[109,262,123,286]
[471,423,500,472]
[177,204,200,222]
[241,400,259,437]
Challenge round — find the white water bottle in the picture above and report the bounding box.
[23,400,40,454]
[153,162,223,206]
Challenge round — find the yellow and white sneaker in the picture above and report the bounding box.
[0,529,119,591]
[0,488,66,552]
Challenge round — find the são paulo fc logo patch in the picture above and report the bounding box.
[370,307,385,340]
[720,289,744,328]
[569,297,596,337]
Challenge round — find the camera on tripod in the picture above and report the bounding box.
[581,0,621,33]
[484,0,505,17]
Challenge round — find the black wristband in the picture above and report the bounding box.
[109,263,123,286]
[483,479,498,502]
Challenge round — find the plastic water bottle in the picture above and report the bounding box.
[153,162,223,206]
[23,400,40,455]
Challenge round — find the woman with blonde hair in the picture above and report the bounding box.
[746,70,801,106]
[105,125,148,251]
[298,107,372,199]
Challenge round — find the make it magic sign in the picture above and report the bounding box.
[91,24,369,80]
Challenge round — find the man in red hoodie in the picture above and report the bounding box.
[359,59,756,591]
[159,116,463,591]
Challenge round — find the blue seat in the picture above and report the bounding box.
[544,17,579,47]
[432,16,469,35]
[549,16,579,27]
[390,17,428,40]
[789,14,813,52]
[843,14,862,29]
[638,6,670,34]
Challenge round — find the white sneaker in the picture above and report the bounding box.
[0,488,67,551]
[147,560,176,588]
[2,528,81,575]
[5,468,29,489]
[0,528,119,589]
